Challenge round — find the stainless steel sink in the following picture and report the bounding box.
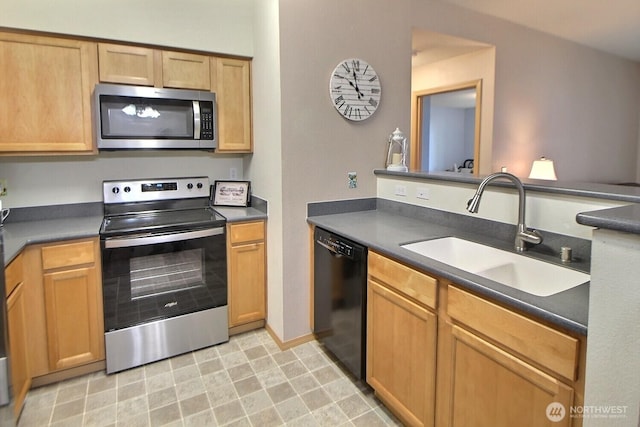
[401,237,589,296]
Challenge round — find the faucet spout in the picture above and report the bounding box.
[466,172,543,252]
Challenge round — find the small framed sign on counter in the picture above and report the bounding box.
[211,181,251,207]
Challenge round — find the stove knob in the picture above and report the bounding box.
[187,183,194,190]
[197,182,203,189]
[112,187,120,194]
[124,186,131,193]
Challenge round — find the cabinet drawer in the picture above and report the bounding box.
[41,239,95,270]
[229,221,265,245]
[5,253,23,296]
[447,285,579,381]
[368,251,437,309]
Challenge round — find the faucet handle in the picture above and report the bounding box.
[519,228,543,245]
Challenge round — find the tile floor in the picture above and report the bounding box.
[17,329,402,426]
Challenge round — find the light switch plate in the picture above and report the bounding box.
[394,185,407,196]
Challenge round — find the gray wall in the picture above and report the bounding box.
[270,0,640,341]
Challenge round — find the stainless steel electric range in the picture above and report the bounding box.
[100,177,228,374]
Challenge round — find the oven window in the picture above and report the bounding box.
[101,232,227,332]
[130,249,204,300]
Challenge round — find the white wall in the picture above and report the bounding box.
[0,0,253,56]
[0,0,254,208]
[376,175,623,240]
[246,0,286,339]
[0,153,241,207]
[584,229,640,427]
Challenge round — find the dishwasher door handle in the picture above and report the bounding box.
[316,240,343,258]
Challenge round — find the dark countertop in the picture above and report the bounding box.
[215,206,268,223]
[577,204,640,234]
[308,208,590,336]
[2,215,104,265]
[2,202,268,266]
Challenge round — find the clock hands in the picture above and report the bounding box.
[352,70,365,100]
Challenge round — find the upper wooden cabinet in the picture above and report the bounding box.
[98,43,211,90]
[162,51,210,90]
[0,32,98,154]
[98,43,157,86]
[212,57,252,152]
[98,42,252,152]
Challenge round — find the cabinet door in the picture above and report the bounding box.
[7,282,31,418]
[162,51,211,90]
[367,279,437,427]
[211,57,252,152]
[98,43,158,86]
[0,32,97,153]
[228,241,266,326]
[43,266,104,371]
[436,323,574,427]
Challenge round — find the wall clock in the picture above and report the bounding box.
[329,58,381,121]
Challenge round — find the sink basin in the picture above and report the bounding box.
[400,237,589,296]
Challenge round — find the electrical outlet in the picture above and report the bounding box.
[416,186,430,200]
[0,179,7,197]
[229,168,238,180]
[394,184,407,196]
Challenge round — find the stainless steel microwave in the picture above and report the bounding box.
[93,84,217,150]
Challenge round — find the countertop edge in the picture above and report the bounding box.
[308,212,588,336]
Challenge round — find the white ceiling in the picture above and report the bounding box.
[434,0,640,62]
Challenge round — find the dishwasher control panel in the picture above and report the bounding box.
[318,234,353,257]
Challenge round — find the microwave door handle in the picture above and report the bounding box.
[193,100,201,139]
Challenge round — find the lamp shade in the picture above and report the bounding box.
[528,157,557,180]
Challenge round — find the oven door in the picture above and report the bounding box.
[101,227,226,332]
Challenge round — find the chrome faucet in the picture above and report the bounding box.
[466,172,543,252]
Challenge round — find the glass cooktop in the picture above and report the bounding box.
[100,207,226,236]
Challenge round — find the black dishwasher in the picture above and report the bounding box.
[313,227,367,379]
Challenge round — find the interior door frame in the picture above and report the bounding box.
[410,79,482,174]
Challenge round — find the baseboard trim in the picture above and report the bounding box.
[265,324,315,350]
[229,320,265,336]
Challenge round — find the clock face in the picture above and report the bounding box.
[329,58,381,121]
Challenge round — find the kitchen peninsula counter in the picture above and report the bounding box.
[308,199,590,335]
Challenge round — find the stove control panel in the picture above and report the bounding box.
[103,177,210,204]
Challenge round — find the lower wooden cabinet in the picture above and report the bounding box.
[43,265,103,371]
[367,251,437,427]
[6,255,30,418]
[437,323,574,427]
[227,221,266,329]
[40,238,104,372]
[19,237,104,381]
[364,251,585,427]
[435,285,583,427]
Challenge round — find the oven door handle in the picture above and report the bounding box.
[104,227,224,248]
